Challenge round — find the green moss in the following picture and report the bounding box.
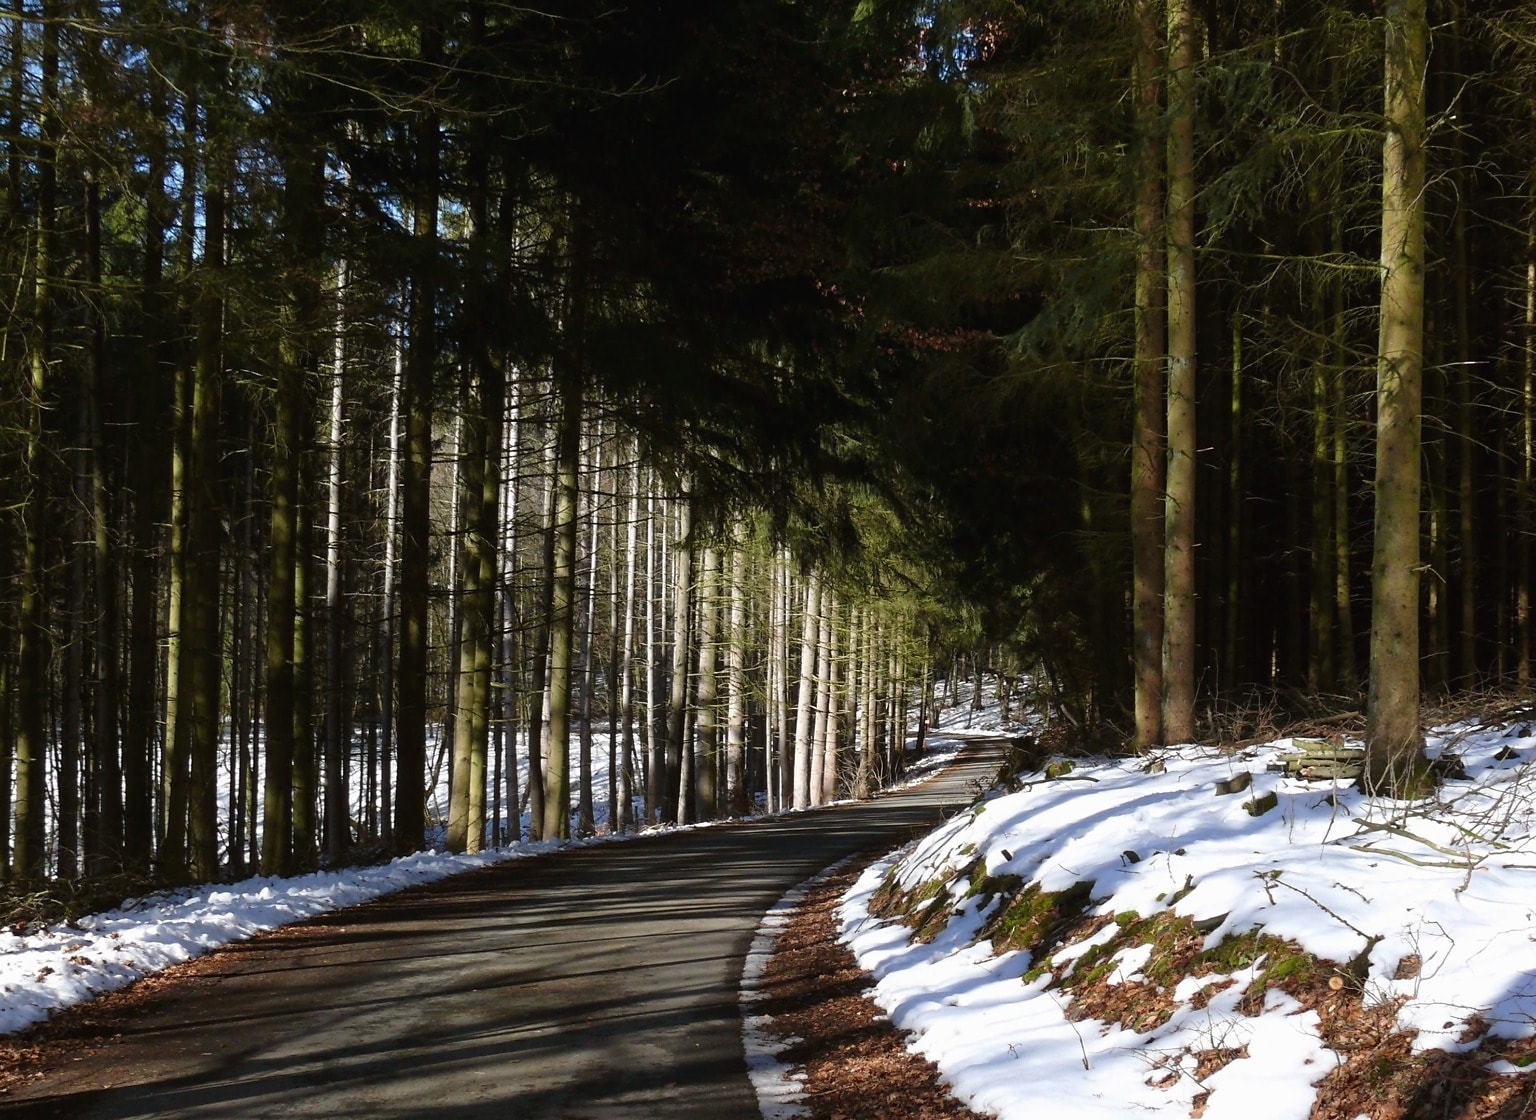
[868,873,943,923]
[1204,928,1268,972]
[982,879,1094,955]
[964,859,1022,901]
[1065,937,1124,987]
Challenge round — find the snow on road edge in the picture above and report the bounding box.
[741,856,857,1120]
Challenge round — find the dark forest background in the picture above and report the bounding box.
[0,0,1524,892]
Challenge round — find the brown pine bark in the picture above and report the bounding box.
[541,376,582,842]
[1365,0,1429,794]
[1162,0,1198,744]
[1131,0,1166,751]
[664,496,695,825]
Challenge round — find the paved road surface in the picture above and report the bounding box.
[0,744,1003,1120]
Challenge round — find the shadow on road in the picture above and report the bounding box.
[0,743,1006,1120]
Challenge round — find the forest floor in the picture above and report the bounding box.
[756,862,993,1120]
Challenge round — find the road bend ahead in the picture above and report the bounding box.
[0,742,1004,1120]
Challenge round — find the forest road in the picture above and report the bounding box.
[0,742,1005,1120]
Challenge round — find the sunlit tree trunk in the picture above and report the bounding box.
[1162,0,1198,743]
[725,533,749,817]
[665,495,695,825]
[498,379,522,842]
[644,486,663,823]
[809,592,835,806]
[576,454,600,837]
[617,477,640,831]
[323,262,350,865]
[605,453,621,830]
[526,441,556,841]
[694,544,721,820]
[447,155,504,853]
[1365,0,1428,793]
[377,332,403,846]
[768,549,790,811]
[792,574,820,810]
[542,374,582,842]
[854,611,879,799]
[820,597,842,806]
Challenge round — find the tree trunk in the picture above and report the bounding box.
[725,533,749,817]
[160,82,202,883]
[264,293,303,875]
[526,444,557,841]
[446,170,504,853]
[694,544,721,821]
[1451,2,1477,684]
[576,453,600,838]
[664,496,695,825]
[500,379,522,842]
[809,592,834,807]
[791,574,820,810]
[1131,0,1166,751]
[617,477,640,832]
[377,332,403,847]
[12,0,57,882]
[394,71,440,854]
[323,262,350,865]
[819,597,842,806]
[1365,0,1428,794]
[1522,220,1535,683]
[292,463,318,870]
[541,377,582,842]
[854,612,879,799]
[1162,0,1199,744]
[644,487,663,823]
[184,168,226,884]
[1309,195,1337,693]
[1331,201,1358,688]
[83,142,122,877]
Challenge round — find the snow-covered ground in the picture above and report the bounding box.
[0,722,682,1037]
[838,698,1536,1119]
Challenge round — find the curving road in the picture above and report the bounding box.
[0,743,1003,1120]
